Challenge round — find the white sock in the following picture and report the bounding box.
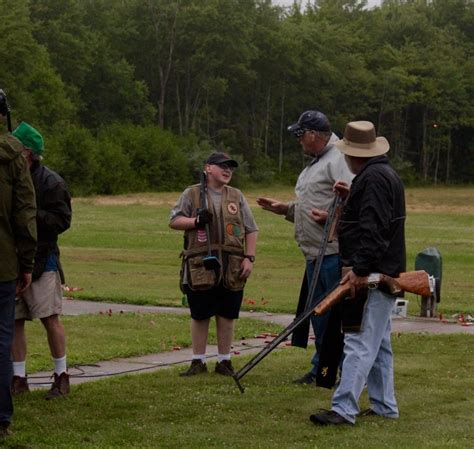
[53,356,67,375]
[217,353,231,363]
[13,361,26,378]
[192,354,205,362]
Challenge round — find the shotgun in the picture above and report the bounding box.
[232,196,342,393]
[198,171,220,271]
[232,270,436,393]
[314,270,436,316]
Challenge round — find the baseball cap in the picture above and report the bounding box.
[205,152,239,168]
[287,110,331,136]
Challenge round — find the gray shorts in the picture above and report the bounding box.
[15,271,63,320]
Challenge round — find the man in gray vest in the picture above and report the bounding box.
[257,110,353,385]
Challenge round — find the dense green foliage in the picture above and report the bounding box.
[0,0,473,194]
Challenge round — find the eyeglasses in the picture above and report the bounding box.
[293,128,310,138]
[215,163,235,172]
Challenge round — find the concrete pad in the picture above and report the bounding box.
[27,336,288,391]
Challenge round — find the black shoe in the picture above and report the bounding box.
[0,422,12,439]
[358,408,379,417]
[179,360,208,377]
[310,409,353,426]
[293,372,316,385]
[215,360,235,376]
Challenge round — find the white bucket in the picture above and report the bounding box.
[392,299,408,318]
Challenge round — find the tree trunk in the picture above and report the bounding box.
[264,85,271,156]
[148,0,178,128]
[434,139,440,185]
[445,133,451,184]
[176,78,183,136]
[421,110,429,181]
[279,86,285,173]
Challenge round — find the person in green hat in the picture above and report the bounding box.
[0,104,37,439]
[11,122,73,400]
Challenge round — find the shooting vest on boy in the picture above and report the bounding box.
[181,184,245,292]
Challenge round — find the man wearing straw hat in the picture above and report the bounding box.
[310,121,406,426]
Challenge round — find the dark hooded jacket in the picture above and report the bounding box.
[0,134,37,281]
[338,156,406,277]
[29,160,72,280]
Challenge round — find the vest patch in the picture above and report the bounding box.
[226,223,241,237]
[227,202,238,215]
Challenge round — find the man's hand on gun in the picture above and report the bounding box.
[340,270,368,299]
[333,180,350,199]
[195,208,213,229]
[256,197,288,215]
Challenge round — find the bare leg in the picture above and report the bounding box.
[191,318,210,355]
[40,315,65,359]
[216,316,235,355]
[11,320,27,362]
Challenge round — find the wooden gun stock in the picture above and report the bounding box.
[314,270,433,316]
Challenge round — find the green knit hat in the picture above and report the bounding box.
[12,122,44,155]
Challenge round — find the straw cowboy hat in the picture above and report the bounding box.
[335,121,389,157]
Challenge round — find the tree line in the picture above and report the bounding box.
[0,0,472,195]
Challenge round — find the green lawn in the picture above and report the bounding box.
[7,333,474,449]
[60,186,474,315]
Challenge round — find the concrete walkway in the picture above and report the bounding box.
[28,298,473,391]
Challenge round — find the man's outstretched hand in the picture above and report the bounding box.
[256,197,288,215]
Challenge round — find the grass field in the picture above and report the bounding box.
[61,186,474,315]
[6,186,473,448]
[6,333,474,448]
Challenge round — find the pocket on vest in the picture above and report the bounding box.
[223,255,246,291]
[187,256,217,291]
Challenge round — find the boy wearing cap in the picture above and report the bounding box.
[10,122,72,400]
[257,110,353,385]
[310,121,405,426]
[170,152,258,376]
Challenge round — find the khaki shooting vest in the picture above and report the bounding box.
[181,184,245,291]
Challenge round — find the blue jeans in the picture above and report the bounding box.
[0,281,15,424]
[306,255,341,375]
[331,288,399,423]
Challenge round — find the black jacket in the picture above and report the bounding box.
[30,161,72,280]
[338,156,406,278]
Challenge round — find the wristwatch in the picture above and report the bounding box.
[243,255,255,263]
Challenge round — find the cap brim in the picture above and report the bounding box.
[287,123,301,133]
[227,159,239,168]
[335,137,390,157]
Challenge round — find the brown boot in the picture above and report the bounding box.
[45,372,70,400]
[214,360,235,376]
[179,360,208,377]
[11,376,30,396]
